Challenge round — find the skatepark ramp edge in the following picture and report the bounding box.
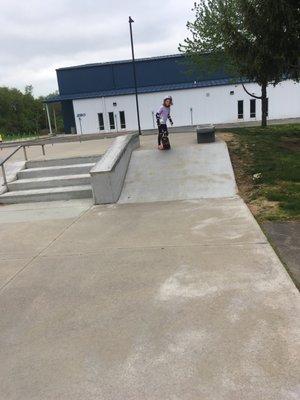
[90,133,140,204]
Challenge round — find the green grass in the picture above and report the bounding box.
[0,132,50,142]
[225,124,300,221]
[1,132,38,142]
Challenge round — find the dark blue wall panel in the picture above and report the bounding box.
[113,63,135,89]
[61,100,76,134]
[135,57,189,86]
[57,65,115,95]
[56,55,229,96]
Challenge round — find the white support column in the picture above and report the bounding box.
[102,97,109,132]
[45,103,53,135]
[53,107,58,132]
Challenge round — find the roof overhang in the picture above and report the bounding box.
[44,78,248,103]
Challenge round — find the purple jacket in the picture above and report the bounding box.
[156,106,173,125]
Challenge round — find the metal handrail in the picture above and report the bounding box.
[0,130,127,150]
[0,145,22,166]
[0,144,45,191]
[0,131,128,192]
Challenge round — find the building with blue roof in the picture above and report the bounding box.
[46,53,300,134]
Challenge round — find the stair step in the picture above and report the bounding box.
[8,174,91,191]
[0,185,93,204]
[26,154,101,169]
[18,163,95,179]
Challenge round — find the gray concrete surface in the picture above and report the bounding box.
[0,133,299,399]
[18,162,95,179]
[0,197,299,400]
[0,184,93,204]
[1,156,101,204]
[263,221,300,289]
[119,139,236,203]
[8,174,91,191]
[26,155,102,169]
[43,198,266,256]
[0,200,92,261]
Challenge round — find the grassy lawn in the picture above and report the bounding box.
[220,124,300,222]
[0,133,43,142]
[0,130,53,142]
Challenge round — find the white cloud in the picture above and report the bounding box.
[0,0,194,96]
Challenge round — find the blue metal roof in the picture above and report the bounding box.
[55,54,236,98]
[46,78,248,103]
[45,53,247,103]
[56,53,183,71]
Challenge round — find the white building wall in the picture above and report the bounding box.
[72,80,300,134]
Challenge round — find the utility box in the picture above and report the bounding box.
[196,124,215,143]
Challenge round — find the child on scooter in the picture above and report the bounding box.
[156,95,173,150]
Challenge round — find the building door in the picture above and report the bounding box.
[119,111,126,130]
[107,110,126,131]
[108,111,117,131]
[98,113,105,131]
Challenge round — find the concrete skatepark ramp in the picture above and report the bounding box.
[0,134,235,205]
[119,140,236,203]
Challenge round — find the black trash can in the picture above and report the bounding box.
[196,124,215,143]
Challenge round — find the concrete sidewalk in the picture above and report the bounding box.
[0,133,299,399]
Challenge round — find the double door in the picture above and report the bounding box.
[98,110,126,132]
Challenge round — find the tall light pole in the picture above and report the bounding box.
[129,16,142,135]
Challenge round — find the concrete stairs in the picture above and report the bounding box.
[0,155,101,204]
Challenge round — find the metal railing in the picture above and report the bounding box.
[0,131,128,192]
[0,143,46,191]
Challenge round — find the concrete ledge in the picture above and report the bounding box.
[90,133,140,204]
[197,124,216,143]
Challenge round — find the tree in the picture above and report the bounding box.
[24,85,33,96]
[0,86,47,137]
[179,0,300,127]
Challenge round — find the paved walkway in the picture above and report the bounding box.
[0,132,299,400]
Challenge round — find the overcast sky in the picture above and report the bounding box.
[0,0,195,97]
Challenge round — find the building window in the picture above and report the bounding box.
[250,99,256,118]
[119,111,126,129]
[108,112,115,130]
[238,100,244,119]
[98,113,105,130]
